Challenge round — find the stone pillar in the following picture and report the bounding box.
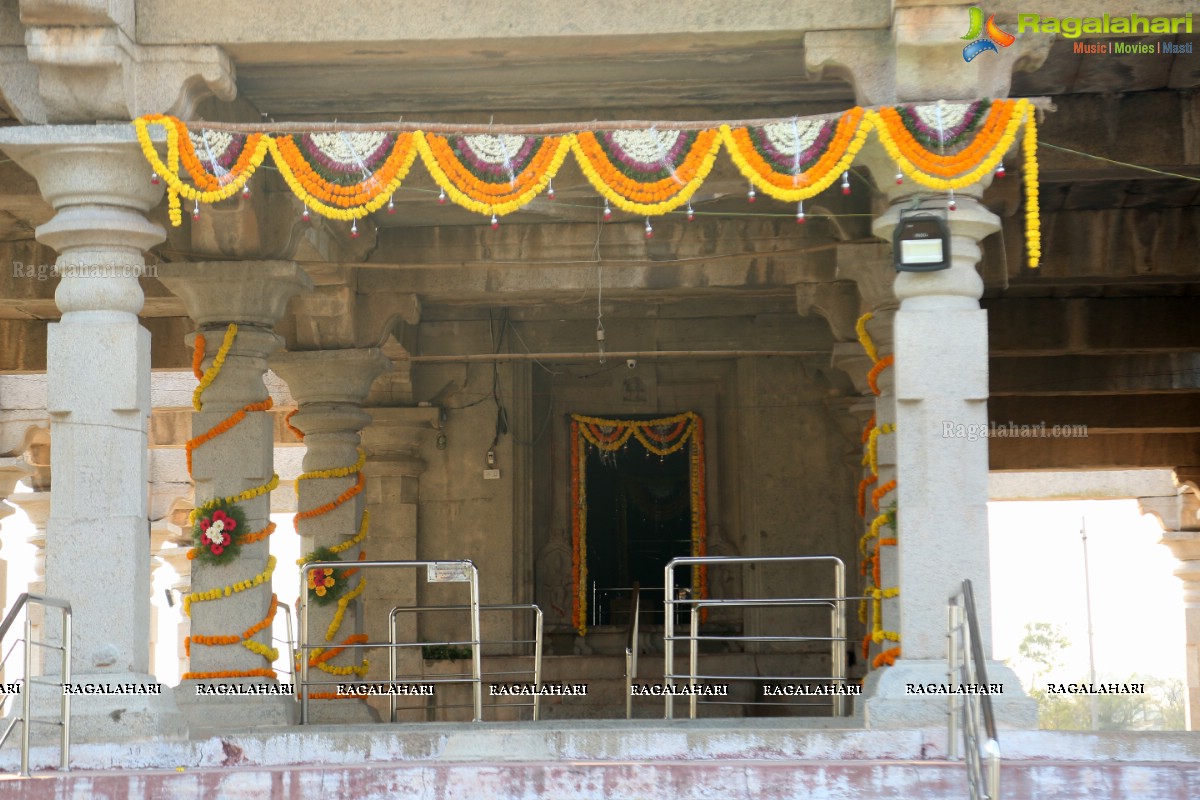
[271,348,391,722]
[1143,489,1200,730]
[0,125,186,741]
[860,148,1034,728]
[360,406,439,719]
[0,461,30,681]
[159,261,310,731]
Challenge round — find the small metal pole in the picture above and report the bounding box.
[688,605,699,719]
[833,559,846,717]
[947,600,961,761]
[663,562,675,719]
[1081,518,1099,731]
[469,564,483,721]
[60,607,71,771]
[299,570,309,725]
[21,612,32,777]
[532,606,543,721]
[389,608,398,723]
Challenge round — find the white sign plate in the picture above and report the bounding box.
[427,562,472,583]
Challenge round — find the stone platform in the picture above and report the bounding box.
[0,721,1196,799]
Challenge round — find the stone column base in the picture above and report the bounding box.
[175,679,298,737]
[17,672,188,744]
[304,698,381,724]
[863,659,1037,730]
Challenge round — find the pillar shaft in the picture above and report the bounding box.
[860,146,1034,727]
[0,124,185,741]
[272,348,390,722]
[159,262,310,715]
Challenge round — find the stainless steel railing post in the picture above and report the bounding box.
[60,607,71,771]
[469,565,483,722]
[531,605,543,721]
[663,563,675,719]
[20,612,31,777]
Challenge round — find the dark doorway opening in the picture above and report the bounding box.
[585,431,693,627]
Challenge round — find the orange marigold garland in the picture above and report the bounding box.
[293,445,372,691]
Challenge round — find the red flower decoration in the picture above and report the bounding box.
[200,510,237,555]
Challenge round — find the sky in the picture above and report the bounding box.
[0,488,1188,689]
[988,498,1186,687]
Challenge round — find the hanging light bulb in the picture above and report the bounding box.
[841,171,851,195]
[747,183,756,203]
[387,195,396,214]
[895,172,904,185]
[603,199,612,221]
[948,190,957,212]
[644,217,653,239]
[437,188,446,205]
[350,219,360,238]
[150,172,160,186]
[686,202,695,222]
[241,181,251,199]
[547,179,555,200]
[191,200,200,221]
[301,207,311,222]
[795,201,806,224]
[491,213,499,230]
[995,163,1006,178]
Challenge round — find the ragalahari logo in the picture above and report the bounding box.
[962,8,1016,62]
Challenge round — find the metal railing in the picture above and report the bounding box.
[298,560,481,723]
[593,584,666,628]
[624,584,641,719]
[0,593,72,776]
[273,600,296,690]
[388,603,543,722]
[663,555,847,719]
[948,579,1000,800]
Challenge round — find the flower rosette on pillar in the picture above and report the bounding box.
[270,132,418,221]
[721,108,871,203]
[191,500,247,564]
[570,128,722,215]
[417,132,570,219]
[301,545,353,607]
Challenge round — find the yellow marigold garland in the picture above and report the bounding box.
[135,105,1041,269]
[570,129,722,215]
[192,323,238,411]
[1022,108,1041,268]
[183,555,277,616]
[854,313,879,364]
[720,108,872,202]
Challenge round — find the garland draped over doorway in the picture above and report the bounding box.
[569,412,707,635]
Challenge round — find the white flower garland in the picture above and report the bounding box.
[308,132,389,167]
[609,129,682,164]
[462,133,526,164]
[762,119,825,157]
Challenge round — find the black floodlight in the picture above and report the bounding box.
[893,211,950,272]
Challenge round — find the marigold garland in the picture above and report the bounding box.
[183,555,277,616]
[192,323,238,412]
[873,647,901,669]
[284,408,305,441]
[181,668,277,681]
[867,356,894,396]
[135,103,1040,258]
[855,313,879,365]
[871,479,897,512]
[856,475,878,518]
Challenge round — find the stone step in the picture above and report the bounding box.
[0,725,1194,799]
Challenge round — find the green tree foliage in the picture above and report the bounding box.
[1012,622,1184,731]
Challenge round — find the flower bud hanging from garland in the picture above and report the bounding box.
[191,500,248,565]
